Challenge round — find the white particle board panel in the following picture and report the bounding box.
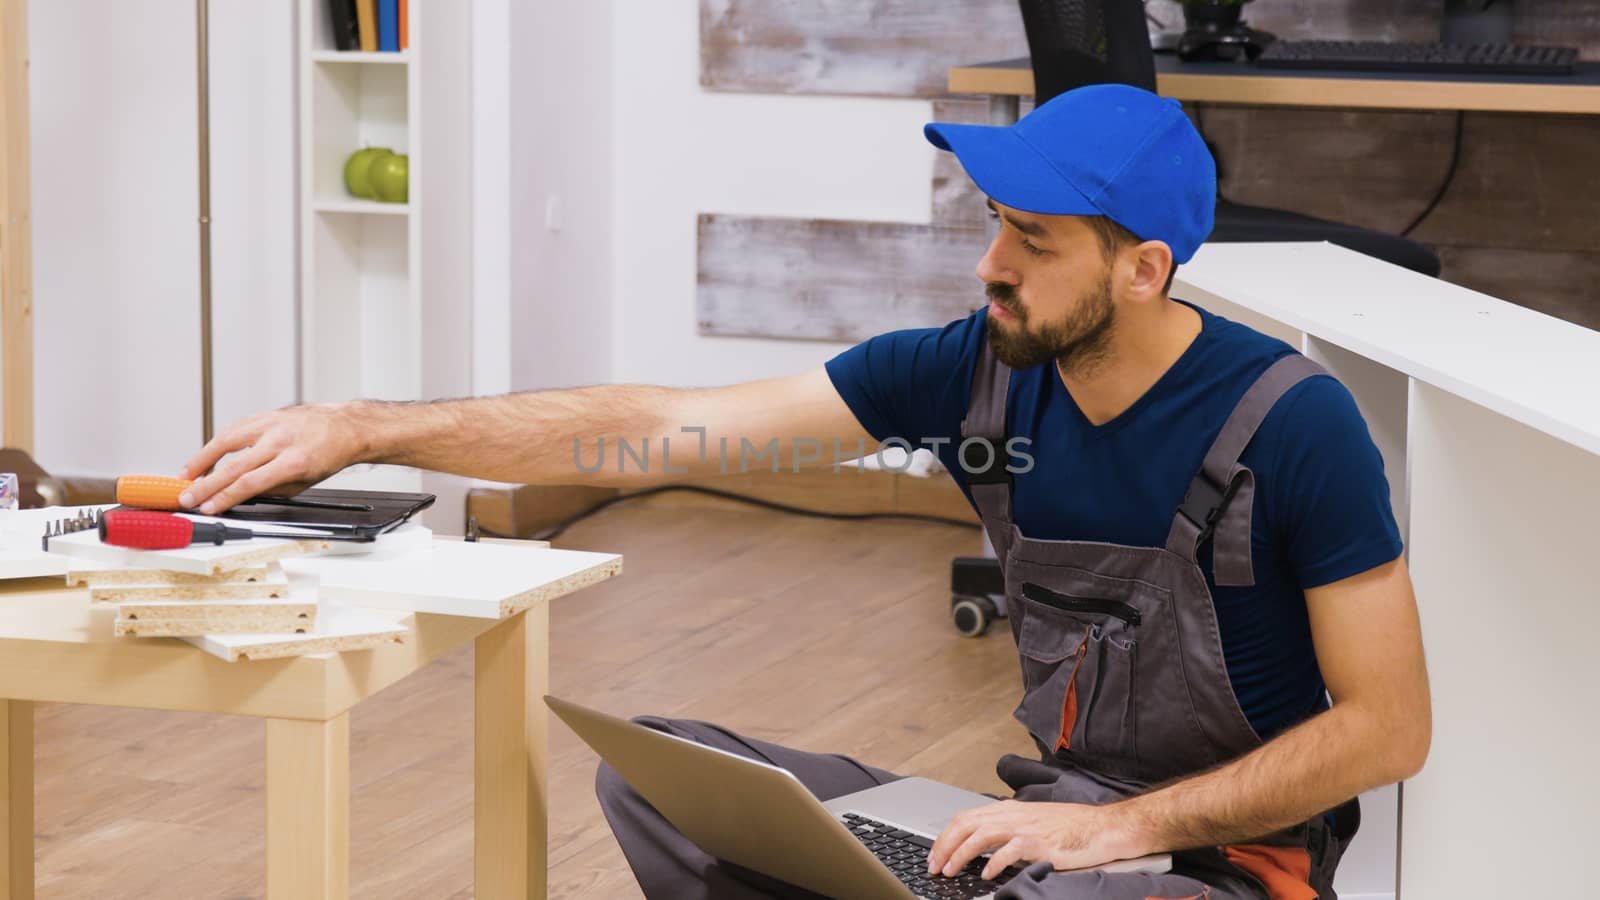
[44,516,429,577]
[0,549,71,581]
[89,567,290,604]
[68,566,271,588]
[287,520,433,558]
[183,605,409,663]
[0,507,116,580]
[108,574,318,637]
[1400,382,1598,898]
[43,519,332,576]
[114,602,318,638]
[281,540,622,619]
[115,596,317,626]
[1177,241,1600,457]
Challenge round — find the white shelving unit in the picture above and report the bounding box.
[298,0,475,528]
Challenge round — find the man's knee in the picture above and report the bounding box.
[595,758,627,807]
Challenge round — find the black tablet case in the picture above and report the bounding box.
[219,489,435,540]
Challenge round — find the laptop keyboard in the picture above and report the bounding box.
[841,812,1021,899]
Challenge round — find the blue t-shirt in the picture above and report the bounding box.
[824,300,1404,741]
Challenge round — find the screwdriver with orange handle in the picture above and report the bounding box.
[116,475,372,513]
[99,509,370,549]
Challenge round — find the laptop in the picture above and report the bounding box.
[546,695,1172,900]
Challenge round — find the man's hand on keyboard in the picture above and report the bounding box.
[926,800,1146,881]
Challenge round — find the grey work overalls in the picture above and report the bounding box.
[594,345,1361,900]
[961,340,1360,900]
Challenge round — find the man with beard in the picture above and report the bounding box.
[177,84,1429,899]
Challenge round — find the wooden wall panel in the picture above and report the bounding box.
[1404,113,1600,253]
[1199,106,1600,255]
[700,0,1028,98]
[1519,7,1600,55]
[1193,105,1459,236]
[701,1,1600,99]
[929,97,1033,229]
[696,0,1600,342]
[1436,246,1600,332]
[929,99,991,230]
[696,214,986,342]
[1234,1,1446,44]
[1206,0,1600,55]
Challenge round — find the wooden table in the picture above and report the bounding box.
[0,538,603,900]
[949,55,1600,124]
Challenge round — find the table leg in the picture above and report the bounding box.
[0,700,31,900]
[266,714,349,900]
[475,605,548,900]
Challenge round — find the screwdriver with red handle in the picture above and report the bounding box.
[99,509,367,550]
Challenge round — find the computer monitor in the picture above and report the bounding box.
[1441,0,1514,44]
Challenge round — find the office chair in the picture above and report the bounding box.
[1015,0,1443,277]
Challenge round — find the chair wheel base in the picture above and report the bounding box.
[951,595,998,638]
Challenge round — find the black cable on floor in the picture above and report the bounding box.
[473,483,983,544]
[1402,110,1466,238]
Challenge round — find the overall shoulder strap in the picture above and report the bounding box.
[1165,353,1328,586]
[960,337,1015,558]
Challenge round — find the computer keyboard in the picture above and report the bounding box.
[842,812,1020,899]
[1255,40,1579,76]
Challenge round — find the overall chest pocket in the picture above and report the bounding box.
[1008,564,1166,770]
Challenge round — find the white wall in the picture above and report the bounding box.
[209,1,299,433]
[33,2,202,476]
[508,0,615,393]
[26,0,947,480]
[29,0,516,478]
[604,0,940,388]
[472,0,512,398]
[31,0,296,478]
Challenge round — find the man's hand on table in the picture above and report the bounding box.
[926,799,1149,881]
[178,403,366,515]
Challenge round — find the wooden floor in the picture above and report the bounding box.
[28,498,1031,898]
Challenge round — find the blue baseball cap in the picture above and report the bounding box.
[924,84,1216,264]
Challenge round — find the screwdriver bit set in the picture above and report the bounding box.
[40,507,104,551]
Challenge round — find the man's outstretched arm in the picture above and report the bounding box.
[178,367,874,514]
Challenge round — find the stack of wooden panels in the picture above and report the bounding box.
[70,564,317,637]
[6,507,625,662]
[32,511,418,661]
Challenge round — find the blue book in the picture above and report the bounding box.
[377,0,399,52]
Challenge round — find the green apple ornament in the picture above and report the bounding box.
[343,146,392,199]
[370,153,409,204]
